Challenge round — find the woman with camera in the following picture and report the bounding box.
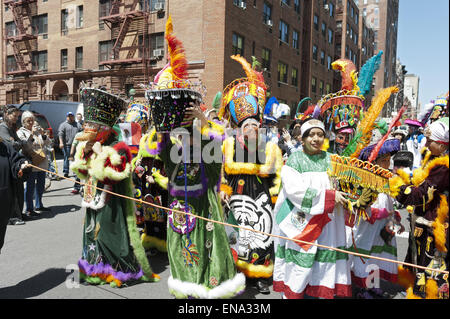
[17,111,52,218]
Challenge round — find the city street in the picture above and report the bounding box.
[0,160,408,299]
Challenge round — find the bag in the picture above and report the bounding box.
[31,148,46,166]
[30,136,46,166]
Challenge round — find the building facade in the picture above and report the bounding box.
[2,0,375,118]
[404,73,420,118]
[357,0,399,116]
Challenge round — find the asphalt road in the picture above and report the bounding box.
[0,160,409,299]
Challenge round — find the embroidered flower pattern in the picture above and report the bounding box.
[209,276,218,287]
[206,221,214,232]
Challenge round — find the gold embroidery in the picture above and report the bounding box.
[414,227,423,237]
[426,236,433,252]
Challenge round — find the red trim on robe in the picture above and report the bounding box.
[351,270,398,289]
[293,190,335,251]
[273,280,352,299]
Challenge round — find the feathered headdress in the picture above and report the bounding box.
[341,86,399,158]
[153,16,188,88]
[357,51,383,97]
[211,92,222,111]
[367,104,407,162]
[218,55,267,126]
[332,58,360,93]
[317,59,364,134]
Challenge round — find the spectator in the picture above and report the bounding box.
[280,125,303,157]
[58,112,81,178]
[76,112,84,126]
[0,135,31,252]
[17,111,52,216]
[0,105,29,225]
[68,122,86,195]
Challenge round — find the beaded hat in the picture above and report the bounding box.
[79,87,127,128]
[145,16,205,132]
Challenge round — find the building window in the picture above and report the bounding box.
[32,14,48,35]
[261,47,271,71]
[291,67,298,87]
[149,0,165,11]
[5,21,17,37]
[61,49,68,71]
[319,80,324,95]
[278,61,288,84]
[321,22,326,37]
[76,47,83,69]
[234,0,246,7]
[311,77,317,93]
[99,40,114,63]
[281,0,290,5]
[263,2,272,25]
[313,15,319,31]
[326,83,331,94]
[150,33,165,57]
[6,56,17,72]
[77,5,84,28]
[61,9,68,34]
[232,33,245,55]
[292,30,299,49]
[294,0,300,13]
[99,0,112,17]
[279,20,289,43]
[329,2,334,17]
[328,28,333,44]
[320,50,325,65]
[32,51,48,71]
[312,45,318,61]
[327,55,332,70]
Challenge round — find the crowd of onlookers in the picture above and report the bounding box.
[0,105,83,228]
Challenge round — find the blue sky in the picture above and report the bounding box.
[397,0,449,108]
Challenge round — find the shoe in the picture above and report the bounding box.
[255,279,270,294]
[71,189,80,195]
[21,213,36,221]
[35,207,51,212]
[64,173,69,178]
[8,218,25,225]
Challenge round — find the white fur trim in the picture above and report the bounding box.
[110,152,122,166]
[168,272,246,299]
[89,145,131,182]
[81,184,112,210]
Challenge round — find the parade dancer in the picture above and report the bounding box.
[218,55,283,294]
[272,119,351,299]
[147,16,245,299]
[132,128,169,254]
[71,87,159,287]
[351,136,405,298]
[390,117,449,299]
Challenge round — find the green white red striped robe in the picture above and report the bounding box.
[272,150,352,299]
[348,193,399,287]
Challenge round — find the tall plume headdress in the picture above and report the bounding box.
[218,55,267,127]
[317,59,364,135]
[146,16,206,132]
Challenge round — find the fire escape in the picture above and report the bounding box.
[99,0,149,68]
[4,0,37,76]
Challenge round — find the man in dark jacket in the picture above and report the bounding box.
[58,112,81,178]
[0,105,32,225]
[0,136,31,252]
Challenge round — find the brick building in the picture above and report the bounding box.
[1,0,371,117]
[357,0,399,116]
